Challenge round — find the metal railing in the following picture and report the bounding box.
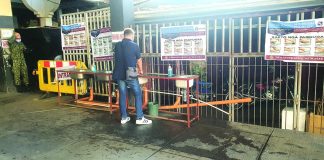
[61,6,324,130]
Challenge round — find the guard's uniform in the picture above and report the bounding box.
[8,37,29,86]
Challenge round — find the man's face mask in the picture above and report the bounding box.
[16,39,21,43]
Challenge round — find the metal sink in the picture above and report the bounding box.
[69,69,93,80]
[138,77,148,85]
[95,71,112,82]
[175,75,194,89]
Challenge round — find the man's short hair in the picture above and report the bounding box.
[124,28,135,36]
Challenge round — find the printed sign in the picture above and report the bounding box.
[160,25,207,61]
[265,18,324,63]
[90,27,113,61]
[56,66,76,80]
[1,40,9,49]
[61,23,87,50]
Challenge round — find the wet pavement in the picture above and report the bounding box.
[0,92,323,160]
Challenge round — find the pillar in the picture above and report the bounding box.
[0,0,16,92]
[110,0,134,32]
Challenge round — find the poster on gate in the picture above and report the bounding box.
[90,27,113,61]
[160,25,207,61]
[265,18,324,63]
[61,23,87,50]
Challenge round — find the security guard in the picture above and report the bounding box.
[8,32,29,89]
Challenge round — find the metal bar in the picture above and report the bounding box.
[214,57,218,118]
[149,24,153,53]
[100,10,104,28]
[249,17,252,53]
[253,57,256,125]
[247,55,251,124]
[153,25,159,105]
[222,18,225,53]
[285,62,289,129]
[95,11,99,29]
[293,64,298,130]
[312,10,316,19]
[136,24,139,44]
[240,18,244,53]
[142,24,146,53]
[242,56,245,123]
[155,24,159,53]
[295,13,302,131]
[235,57,239,122]
[187,80,191,127]
[84,13,92,68]
[310,11,318,132]
[214,18,217,52]
[107,10,110,26]
[268,15,273,127]
[221,54,224,120]
[266,59,269,126]
[259,58,262,125]
[277,13,282,128]
[297,63,303,131]
[206,20,210,53]
[160,23,165,107]
[229,18,234,122]
[258,17,261,53]
[313,64,319,116]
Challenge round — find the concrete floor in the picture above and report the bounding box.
[0,92,323,160]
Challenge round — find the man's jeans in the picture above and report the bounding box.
[117,79,143,120]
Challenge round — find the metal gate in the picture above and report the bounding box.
[61,6,324,130]
[61,8,113,96]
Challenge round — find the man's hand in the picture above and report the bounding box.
[138,69,143,75]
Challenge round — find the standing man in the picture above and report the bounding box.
[113,28,152,125]
[8,32,29,91]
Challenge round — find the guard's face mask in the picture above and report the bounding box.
[16,39,21,43]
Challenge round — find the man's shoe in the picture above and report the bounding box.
[121,117,130,124]
[136,117,152,125]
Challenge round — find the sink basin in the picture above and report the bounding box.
[175,75,194,89]
[138,77,148,85]
[70,69,93,80]
[95,71,112,82]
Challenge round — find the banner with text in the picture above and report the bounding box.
[265,18,324,63]
[160,25,206,61]
[56,66,76,81]
[61,23,87,50]
[90,27,113,61]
